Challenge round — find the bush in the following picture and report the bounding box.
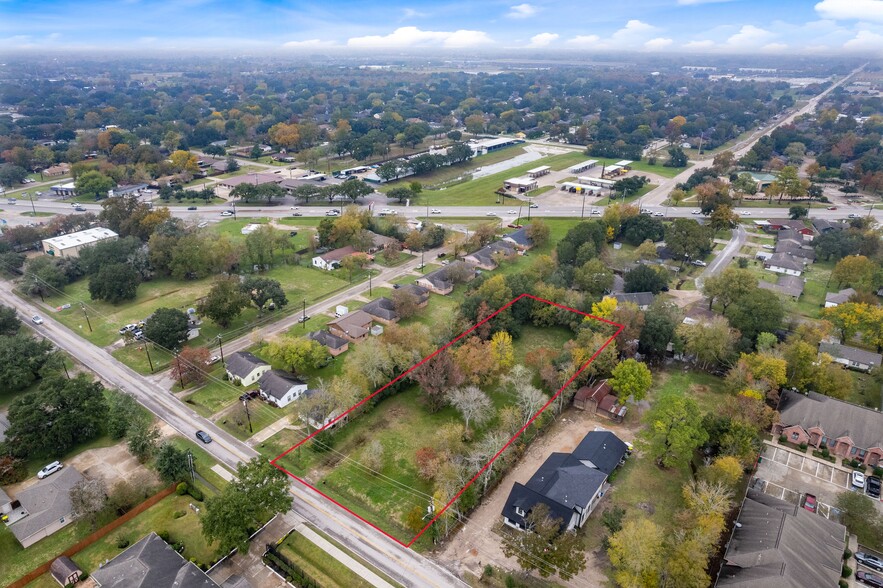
[187,485,204,502]
[115,535,129,549]
[799,443,808,451]
[737,257,749,268]
[176,482,188,496]
[779,435,787,443]
[874,466,883,477]
[505,576,517,588]
[822,446,830,457]
[173,510,186,519]
[842,565,852,578]
[157,530,170,543]
[843,548,852,560]
[840,580,848,588]
[483,564,494,579]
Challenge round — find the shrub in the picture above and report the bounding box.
[176,482,188,496]
[843,548,852,559]
[187,485,204,502]
[115,535,129,549]
[173,510,186,519]
[602,506,626,534]
[840,580,849,588]
[842,565,852,578]
[779,435,787,443]
[821,446,830,457]
[874,466,883,477]
[157,530,170,542]
[483,564,494,578]
[505,576,517,588]
[737,257,749,268]
[799,442,808,451]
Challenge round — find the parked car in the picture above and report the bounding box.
[187,206,197,211]
[195,430,213,444]
[296,315,310,323]
[868,476,881,499]
[205,355,221,366]
[31,315,43,325]
[37,461,63,479]
[858,570,883,587]
[802,493,817,512]
[220,211,233,217]
[853,470,866,490]
[119,323,138,335]
[437,252,447,258]
[430,208,442,214]
[691,260,708,267]
[857,552,883,572]
[392,284,402,289]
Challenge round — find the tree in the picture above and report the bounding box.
[265,337,327,373]
[70,478,108,530]
[678,317,739,369]
[712,150,735,174]
[126,416,160,463]
[490,331,515,372]
[225,156,240,172]
[525,220,551,247]
[624,264,668,294]
[709,205,738,232]
[5,374,108,458]
[610,359,652,403]
[666,145,688,167]
[705,455,744,490]
[666,218,713,261]
[0,305,21,336]
[831,255,877,290]
[639,311,677,363]
[500,503,586,580]
[453,336,495,386]
[449,386,493,432]
[411,350,463,412]
[574,258,614,295]
[88,262,139,303]
[387,186,414,204]
[0,163,28,187]
[702,267,757,311]
[592,297,618,320]
[107,391,140,439]
[607,518,664,588]
[155,442,190,484]
[143,307,190,350]
[640,390,708,468]
[620,214,665,246]
[172,346,211,387]
[725,288,784,342]
[0,332,54,392]
[201,458,292,552]
[789,205,808,220]
[390,288,420,319]
[75,170,115,200]
[361,440,385,472]
[241,276,288,315]
[22,256,68,299]
[198,276,251,327]
[836,491,883,549]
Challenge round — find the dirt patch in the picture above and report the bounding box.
[66,442,160,489]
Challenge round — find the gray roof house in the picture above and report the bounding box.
[397,283,430,306]
[819,341,882,372]
[774,239,816,261]
[225,351,271,386]
[91,532,219,588]
[812,218,841,234]
[502,226,535,250]
[758,275,804,299]
[501,431,628,532]
[8,466,84,548]
[308,330,349,356]
[763,253,806,276]
[361,297,399,323]
[609,292,655,310]
[258,370,308,408]
[463,241,516,270]
[416,261,476,295]
[824,287,856,308]
[716,488,846,588]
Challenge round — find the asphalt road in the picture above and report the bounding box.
[0,279,467,588]
[696,224,747,291]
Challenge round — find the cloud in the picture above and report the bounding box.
[644,37,673,50]
[726,24,775,48]
[527,32,558,48]
[567,35,600,45]
[401,7,429,19]
[677,0,733,3]
[507,3,538,19]
[611,19,656,41]
[761,42,788,52]
[347,26,492,49]
[816,0,883,23]
[843,29,883,50]
[683,39,715,49]
[282,39,338,48]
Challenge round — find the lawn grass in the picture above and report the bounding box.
[381,146,528,190]
[182,379,241,418]
[20,211,55,217]
[373,252,415,268]
[278,530,375,588]
[304,523,405,588]
[0,515,95,587]
[215,397,284,441]
[594,182,658,206]
[166,437,231,493]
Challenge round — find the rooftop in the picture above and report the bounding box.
[819,341,882,368]
[9,467,84,545]
[777,388,883,451]
[225,351,268,378]
[42,227,118,250]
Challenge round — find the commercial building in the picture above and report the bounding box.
[567,160,598,174]
[41,227,118,258]
[526,165,551,179]
[503,177,538,193]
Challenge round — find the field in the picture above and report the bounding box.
[380,146,528,190]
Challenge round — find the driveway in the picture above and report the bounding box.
[695,224,746,291]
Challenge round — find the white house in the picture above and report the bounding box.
[225,351,270,386]
[763,253,804,276]
[258,370,308,408]
[824,288,856,308]
[311,245,357,271]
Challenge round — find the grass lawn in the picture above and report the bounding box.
[20,211,55,217]
[216,396,285,441]
[594,183,658,206]
[278,530,375,588]
[305,524,405,588]
[374,252,415,268]
[182,379,241,418]
[527,185,555,197]
[0,515,96,587]
[166,437,231,493]
[582,156,690,180]
[215,166,263,179]
[381,146,528,190]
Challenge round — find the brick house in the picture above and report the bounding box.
[773,390,883,467]
[327,309,374,343]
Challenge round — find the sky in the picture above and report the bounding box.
[1,0,883,54]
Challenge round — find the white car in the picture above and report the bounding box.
[37,461,63,479]
[852,470,866,489]
[205,355,221,366]
[31,315,43,325]
[430,208,442,214]
[640,208,652,214]
[691,209,701,215]
[591,209,602,216]
[220,211,233,217]
[325,210,340,217]
[739,210,752,216]
[486,211,497,216]
[691,260,708,267]
[653,212,664,217]
[507,210,517,214]
[380,208,392,214]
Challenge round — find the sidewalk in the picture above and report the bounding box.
[247,415,299,446]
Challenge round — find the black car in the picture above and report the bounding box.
[393,284,402,289]
[858,571,883,588]
[868,476,881,499]
[437,252,447,258]
[187,206,197,211]
[195,430,212,444]
[74,205,86,211]
[289,231,298,237]
[857,553,883,572]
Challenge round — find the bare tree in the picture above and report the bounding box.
[449,386,493,432]
[466,430,509,494]
[503,365,548,427]
[70,477,108,530]
[361,439,385,472]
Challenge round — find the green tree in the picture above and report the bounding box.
[198,276,251,327]
[607,518,665,588]
[155,443,191,484]
[678,316,739,369]
[640,390,708,468]
[387,186,414,204]
[836,491,883,550]
[70,478,108,530]
[88,263,139,303]
[225,156,239,173]
[0,305,20,336]
[241,276,288,315]
[789,205,808,220]
[107,391,140,439]
[75,170,115,200]
[265,337,328,373]
[143,307,190,350]
[610,358,653,402]
[666,145,688,167]
[126,416,160,463]
[0,163,28,187]
[831,255,877,290]
[666,218,713,262]
[702,267,757,311]
[725,288,784,342]
[709,205,738,232]
[500,503,586,580]
[638,311,677,363]
[624,264,668,294]
[22,256,68,298]
[0,332,54,392]
[201,458,293,552]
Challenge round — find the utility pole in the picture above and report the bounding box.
[80,304,92,333]
[27,192,36,217]
[216,334,225,364]
[243,398,253,433]
[174,349,184,390]
[144,344,154,373]
[581,189,587,219]
[369,272,373,296]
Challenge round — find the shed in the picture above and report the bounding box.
[50,556,82,586]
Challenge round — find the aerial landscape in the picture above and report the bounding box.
[1,1,883,587]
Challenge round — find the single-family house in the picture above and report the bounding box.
[757,275,804,299]
[573,380,611,412]
[502,227,535,251]
[328,310,375,342]
[776,224,814,242]
[416,261,476,295]
[90,532,219,588]
[308,330,349,356]
[818,341,882,373]
[824,287,856,308]
[312,246,357,271]
[774,238,816,261]
[43,163,71,177]
[501,431,627,532]
[773,389,883,467]
[396,284,430,307]
[763,253,805,276]
[361,297,400,324]
[225,351,271,386]
[715,488,846,588]
[50,556,82,587]
[812,218,841,234]
[463,241,516,271]
[299,389,346,430]
[366,231,399,254]
[609,292,655,310]
[8,467,84,548]
[259,370,308,408]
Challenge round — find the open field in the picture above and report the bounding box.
[380,146,528,190]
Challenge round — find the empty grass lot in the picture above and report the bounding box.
[381,146,528,190]
[278,530,376,588]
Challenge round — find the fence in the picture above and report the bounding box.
[9,483,176,588]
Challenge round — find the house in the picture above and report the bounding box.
[225,351,271,386]
[819,341,882,373]
[259,370,308,408]
[716,488,846,588]
[776,225,814,243]
[774,240,816,261]
[90,532,219,588]
[397,284,430,307]
[308,330,349,356]
[763,253,805,276]
[50,556,82,587]
[416,261,476,295]
[8,467,84,548]
[773,389,883,467]
[299,389,346,430]
[217,173,282,189]
[312,246,357,271]
[328,309,375,342]
[361,297,400,324]
[502,227,535,251]
[366,231,399,254]
[824,287,856,308]
[812,218,841,234]
[42,227,118,259]
[609,292,655,310]
[43,163,71,177]
[502,431,628,531]
[463,241,516,270]
[757,275,804,299]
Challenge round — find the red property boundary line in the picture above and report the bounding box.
[271,293,623,548]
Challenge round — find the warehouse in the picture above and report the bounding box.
[42,227,118,258]
[526,165,551,179]
[578,176,616,188]
[568,160,599,174]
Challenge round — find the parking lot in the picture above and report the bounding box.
[754,443,883,518]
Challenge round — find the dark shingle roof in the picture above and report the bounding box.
[610,292,655,307]
[362,297,398,321]
[465,240,515,267]
[308,330,348,350]
[10,467,84,545]
[572,431,628,475]
[398,283,429,304]
[90,532,219,588]
[259,370,306,400]
[503,226,534,247]
[777,389,883,451]
[225,351,268,379]
[819,341,882,368]
[824,288,856,305]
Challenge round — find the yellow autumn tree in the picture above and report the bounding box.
[591,296,617,320]
[490,331,515,372]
